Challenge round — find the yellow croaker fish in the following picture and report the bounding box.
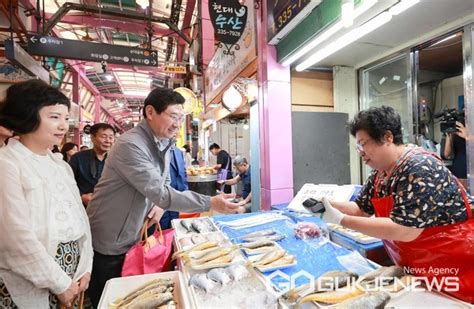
[172,241,218,260]
[109,279,173,308]
[253,249,286,266]
[284,271,359,302]
[191,254,234,270]
[260,255,295,268]
[121,291,174,308]
[186,246,236,265]
[297,286,364,307]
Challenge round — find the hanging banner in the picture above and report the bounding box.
[205,0,255,105]
[209,0,248,54]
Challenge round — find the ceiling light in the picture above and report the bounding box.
[136,0,148,9]
[341,0,355,28]
[222,85,243,111]
[123,90,149,97]
[393,75,401,81]
[430,33,458,47]
[281,0,376,66]
[243,124,249,130]
[296,11,393,71]
[105,74,113,81]
[379,76,387,85]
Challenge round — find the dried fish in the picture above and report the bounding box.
[180,220,193,233]
[258,254,295,270]
[243,245,276,255]
[207,268,232,285]
[123,291,174,308]
[240,240,275,249]
[333,291,390,309]
[172,241,218,260]
[243,234,286,243]
[185,246,236,265]
[284,271,359,302]
[358,266,404,288]
[253,249,286,266]
[297,286,364,306]
[191,220,208,233]
[189,273,216,293]
[191,254,234,270]
[110,279,173,308]
[239,229,276,241]
[226,264,250,281]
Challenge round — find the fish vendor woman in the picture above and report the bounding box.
[319,106,474,303]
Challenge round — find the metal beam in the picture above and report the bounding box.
[44,13,178,37]
[43,2,191,45]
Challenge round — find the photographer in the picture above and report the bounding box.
[444,121,467,179]
[443,113,468,180]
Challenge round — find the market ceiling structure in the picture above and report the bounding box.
[0,0,197,126]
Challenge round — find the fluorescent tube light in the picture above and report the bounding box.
[296,11,392,71]
[281,0,377,66]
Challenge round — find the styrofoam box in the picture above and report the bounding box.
[98,271,194,309]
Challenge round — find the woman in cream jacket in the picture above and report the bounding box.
[0,80,93,308]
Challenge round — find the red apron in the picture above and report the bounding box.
[371,150,474,304]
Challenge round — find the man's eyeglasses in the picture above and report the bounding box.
[163,111,186,123]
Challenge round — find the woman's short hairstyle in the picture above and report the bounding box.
[61,142,78,161]
[349,106,403,145]
[0,79,70,134]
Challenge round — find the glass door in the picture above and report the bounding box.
[359,53,413,180]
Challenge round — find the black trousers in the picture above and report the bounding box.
[88,251,125,309]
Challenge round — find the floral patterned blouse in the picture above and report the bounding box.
[355,146,473,228]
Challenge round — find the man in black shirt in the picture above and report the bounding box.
[209,143,232,193]
[69,123,115,206]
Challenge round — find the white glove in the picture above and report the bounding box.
[320,197,345,225]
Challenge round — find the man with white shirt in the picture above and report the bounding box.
[86,87,239,307]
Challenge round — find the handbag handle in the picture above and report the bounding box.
[140,218,164,244]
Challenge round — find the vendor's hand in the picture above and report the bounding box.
[81,193,93,206]
[78,272,90,293]
[455,122,468,139]
[56,281,80,307]
[217,180,226,185]
[210,193,239,213]
[147,205,165,226]
[320,197,345,225]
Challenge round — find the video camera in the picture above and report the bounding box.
[434,108,465,134]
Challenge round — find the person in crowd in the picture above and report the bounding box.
[209,143,233,193]
[61,142,78,162]
[51,145,61,153]
[318,106,474,303]
[182,144,193,167]
[69,123,115,206]
[223,156,252,213]
[80,145,89,151]
[0,79,93,308]
[86,87,239,307]
[444,120,468,183]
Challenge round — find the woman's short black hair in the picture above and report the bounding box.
[61,142,78,161]
[143,87,185,117]
[349,106,403,145]
[0,79,70,134]
[183,144,191,152]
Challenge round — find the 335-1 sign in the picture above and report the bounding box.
[277,6,293,28]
